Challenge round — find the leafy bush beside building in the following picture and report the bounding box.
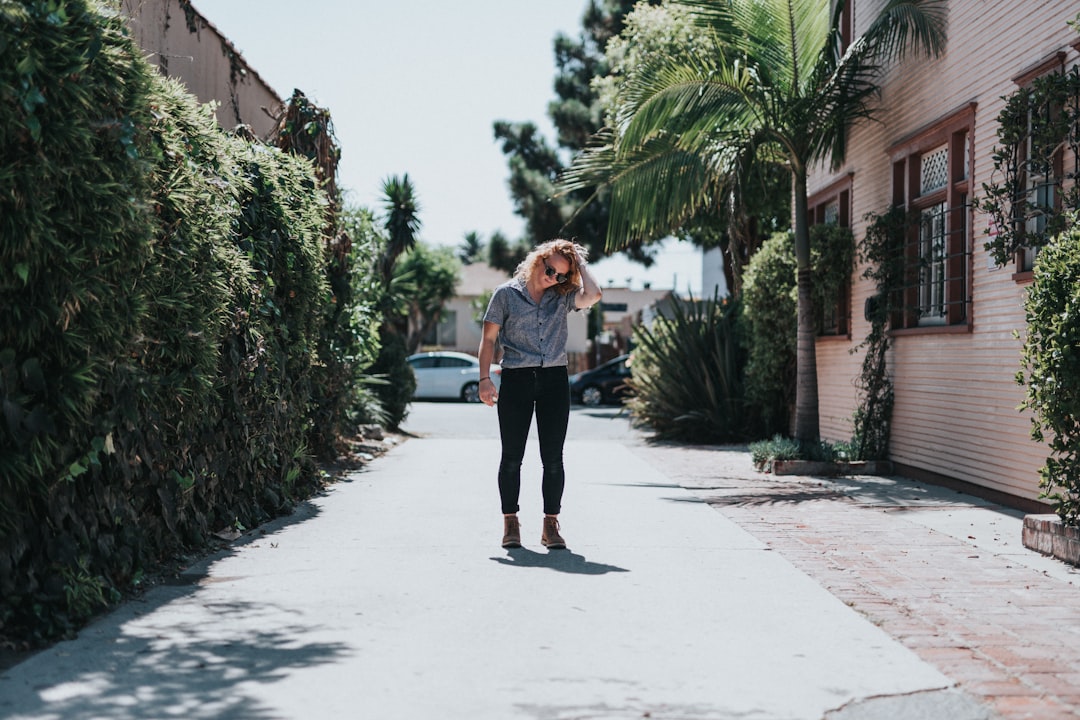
[0,0,380,644]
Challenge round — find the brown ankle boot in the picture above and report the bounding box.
[502,515,521,548]
[541,516,566,549]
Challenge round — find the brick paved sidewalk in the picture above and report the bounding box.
[630,442,1080,720]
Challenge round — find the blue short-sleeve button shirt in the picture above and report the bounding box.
[483,278,578,369]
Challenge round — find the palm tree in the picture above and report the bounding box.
[458,231,484,265]
[379,174,421,287]
[561,0,946,442]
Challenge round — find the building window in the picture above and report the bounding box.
[982,53,1080,277]
[809,176,852,337]
[1018,74,1066,272]
[918,201,948,323]
[888,105,974,331]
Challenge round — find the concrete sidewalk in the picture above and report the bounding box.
[629,442,1080,720]
[0,417,1071,719]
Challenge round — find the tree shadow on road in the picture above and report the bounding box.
[490,547,629,575]
[0,596,351,720]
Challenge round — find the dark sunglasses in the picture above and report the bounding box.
[543,260,570,284]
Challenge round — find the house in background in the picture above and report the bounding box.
[807,0,1080,510]
[121,0,283,138]
[592,286,674,364]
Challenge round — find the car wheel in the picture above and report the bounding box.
[462,381,481,403]
[581,385,603,407]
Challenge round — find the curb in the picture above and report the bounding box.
[1022,514,1080,566]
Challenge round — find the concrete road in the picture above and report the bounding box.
[0,402,995,719]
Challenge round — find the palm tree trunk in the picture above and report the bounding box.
[792,167,819,443]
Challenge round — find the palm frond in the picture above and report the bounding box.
[620,58,757,157]
[862,0,948,62]
[561,129,728,249]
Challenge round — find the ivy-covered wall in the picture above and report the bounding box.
[1,0,375,645]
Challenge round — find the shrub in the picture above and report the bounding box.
[1019,216,1080,525]
[0,0,343,644]
[748,434,850,472]
[741,232,797,435]
[0,0,157,504]
[1,0,159,641]
[627,293,745,443]
[309,205,384,449]
[369,330,415,430]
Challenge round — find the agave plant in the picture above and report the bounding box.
[628,293,745,443]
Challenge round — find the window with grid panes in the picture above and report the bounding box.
[1018,69,1065,273]
[888,105,973,331]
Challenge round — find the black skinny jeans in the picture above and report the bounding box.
[496,366,570,515]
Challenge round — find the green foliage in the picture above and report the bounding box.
[276,91,382,458]
[979,66,1080,266]
[486,230,528,275]
[749,434,802,472]
[627,294,746,443]
[369,331,415,430]
[1019,217,1080,525]
[458,231,484,265]
[379,174,421,285]
[494,0,659,267]
[394,242,462,354]
[810,223,855,332]
[740,225,855,438]
[1,0,157,500]
[741,233,797,435]
[0,1,374,645]
[748,434,849,472]
[851,208,908,460]
[311,205,384,447]
[563,0,946,443]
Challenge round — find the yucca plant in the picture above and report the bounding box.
[627,293,746,443]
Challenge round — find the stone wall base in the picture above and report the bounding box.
[1023,514,1080,567]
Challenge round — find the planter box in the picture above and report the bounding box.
[771,459,894,476]
[1023,514,1080,567]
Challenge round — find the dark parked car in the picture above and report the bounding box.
[569,354,632,407]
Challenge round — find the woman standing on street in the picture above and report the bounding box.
[478,239,603,549]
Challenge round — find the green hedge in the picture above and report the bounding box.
[741,226,855,438]
[1020,219,1080,525]
[0,0,374,644]
[741,232,798,435]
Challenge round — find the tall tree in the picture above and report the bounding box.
[379,174,421,287]
[487,230,529,275]
[585,0,791,293]
[395,243,462,354]
[562,0,946,442]
[458,231,485,265]
[369,173,423,429]
[495,0,658,265]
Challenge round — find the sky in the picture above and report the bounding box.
[191,0,703,293]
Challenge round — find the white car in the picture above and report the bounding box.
[406,351,502,403]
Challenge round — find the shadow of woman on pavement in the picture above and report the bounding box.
[490,547,629,575]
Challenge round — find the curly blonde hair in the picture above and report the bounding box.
[514,239,588,296]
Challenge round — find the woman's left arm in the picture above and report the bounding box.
[574,249,603,310]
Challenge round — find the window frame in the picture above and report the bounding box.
[887,103,975,334]
[1011,52,1068,281]
[808,174,853,339]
